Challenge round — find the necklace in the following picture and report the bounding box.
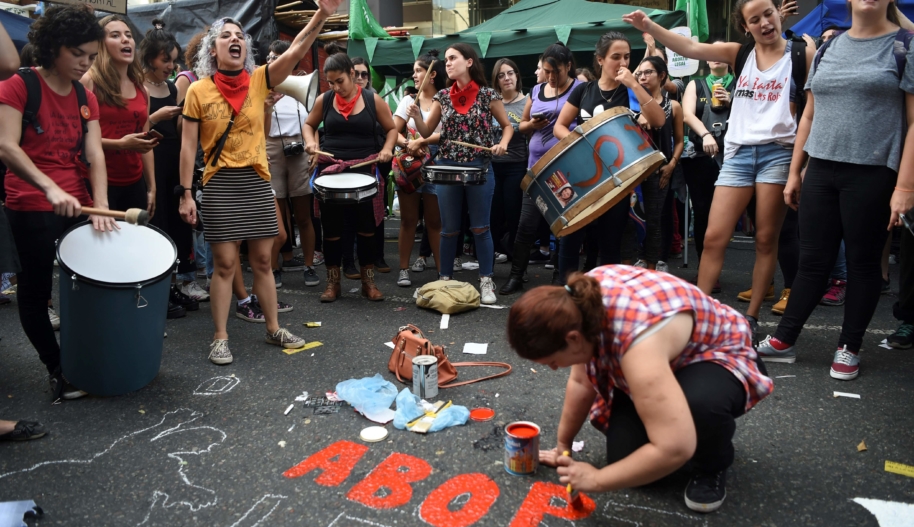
[146,79,165,87]
[597,80,623,105]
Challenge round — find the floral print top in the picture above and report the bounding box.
[434,86,502,162]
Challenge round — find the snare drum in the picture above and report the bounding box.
[57,222,176,396]
[423,165,487,185]
[522,107,666,238]
[313,173,378,203]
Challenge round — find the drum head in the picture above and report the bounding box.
[315,173,376,190]
[57,222,177,285]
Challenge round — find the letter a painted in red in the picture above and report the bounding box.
[508,481,595,527]
[282,440,369,486]
[420,473,500,527]
[347,452,432,509]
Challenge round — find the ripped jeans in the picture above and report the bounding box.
[435,158,496,277]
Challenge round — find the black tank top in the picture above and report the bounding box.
[321,90,379,161]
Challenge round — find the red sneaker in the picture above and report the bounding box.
[820,279,847,306]
[830,346,860,380]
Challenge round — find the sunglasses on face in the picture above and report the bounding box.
[496,70,516,80]
[355,70,371,79]
[266,54,279,62]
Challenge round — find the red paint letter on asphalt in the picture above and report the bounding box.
[347,452,432,509]
[420,473,500,527]
[508,482,595,526]
[282,440,368,486]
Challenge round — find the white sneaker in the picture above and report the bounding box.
[634,259,647,268]
[208,339,233,365]
[480,276,496,305]
[48,307,60,331]
[313,251,325,266]
[494,252,508,264]
[181,281,210,302]
[656,261,669,273]
[453,257,461,271]
[411,256,427,272]
[397,269,411,287]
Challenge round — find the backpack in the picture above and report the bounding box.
[734,37,808,123]
[687,79,733,161]
[17,67,91,167]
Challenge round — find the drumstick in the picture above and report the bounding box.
[416,60,435,94]
[82,206,149,226]
[315,150,335,157]
[451,140,493,152]
[349,158,379,169]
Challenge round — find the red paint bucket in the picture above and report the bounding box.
[504,421,540,475]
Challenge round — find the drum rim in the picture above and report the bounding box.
[56,220,178,289]
[313,174,378,193]
[422,165,485,173]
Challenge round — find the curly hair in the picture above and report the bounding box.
[184,30,207,71]
[28,4,105,70]
[195,17,255,79]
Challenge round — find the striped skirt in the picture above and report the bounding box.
[200,168,278,243]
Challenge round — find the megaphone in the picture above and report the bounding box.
[274,71,319,112]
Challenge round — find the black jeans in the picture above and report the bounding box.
[321,200,376,267]
[775,158,896,350]
[778,208,799,289]
[106,178,148,212]
[5,208,80,374]
[491,161,526,258]
[682,156,720,260]
[558,199,628,283]
[895,227,914,324]
[605,361,752,474]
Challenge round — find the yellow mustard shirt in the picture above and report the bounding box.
[183,65,272,185]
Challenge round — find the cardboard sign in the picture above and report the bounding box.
[665,27,700,77]
[46,0,127,15]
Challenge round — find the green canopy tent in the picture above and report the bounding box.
[348,0,686,80]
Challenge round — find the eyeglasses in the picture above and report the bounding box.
[355,70,371,79]
[634,69,657,78]
[496,70,516,80]
[266,54,279,62]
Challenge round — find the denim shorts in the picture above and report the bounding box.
[716,143,793,187]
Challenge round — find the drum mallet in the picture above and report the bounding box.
[451,140,493,152]
[82,207,149,226]
[416,60,435,93]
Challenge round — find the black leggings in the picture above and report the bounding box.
[778,208,799,289]
[895,227,914,324]
[106,178,148,212]
[775,158,896,350]
[5,208,80,375]
[321,200,376,268]
[605,361,754,474]
[681,156,720,260]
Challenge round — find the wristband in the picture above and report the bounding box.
[896,186,914,192]
[701,132,711,139]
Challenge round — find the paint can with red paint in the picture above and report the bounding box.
[504,421,540,475]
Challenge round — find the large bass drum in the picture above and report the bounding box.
[57,222,175,396]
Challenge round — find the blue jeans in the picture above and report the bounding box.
[195,230,214,278]
[717,143,793,187]
[831,240,847,280]
[558,199,628,284]
[436,158,495,277]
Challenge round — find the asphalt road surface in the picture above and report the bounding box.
[1,221,912,527]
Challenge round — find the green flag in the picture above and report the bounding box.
[364,37,379,61]
[410,35,426,60]
[476,32,492,58]
[555,25,572,45]
[348,0,392,40]
[675,0,708,43]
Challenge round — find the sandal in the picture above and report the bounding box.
[0,420,47,441]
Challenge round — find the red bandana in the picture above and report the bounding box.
[213,70,251,115]
[335,85,362,120]
[449,80,479,115]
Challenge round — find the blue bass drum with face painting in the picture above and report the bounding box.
[521,106,665,238]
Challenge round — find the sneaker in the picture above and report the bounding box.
[397,269,411,287]
[684,469,727,513]
[453,257,461,271]
[546,251,557,270]
[281,255,306,271]
[757,335,797,363]
[205,277,212,291]
[170,285,199,311]
[303,266,320,287]
[494,252,508,264]
[0,420,47,441]
[49,370,87,401]
[273,269,283,288]
[266,327,306,348]
[830,346,860,380]
[882,276,891,294]
[181,281,210,302]
[252,296,293,313]
[528,250,550,264]
[887,323,914,349]
[375,257,391,273]
[313,251,325,266]
[411,256,427,272]
[738,284,774,302]
[167,300,186,319]
[208,339,233,365]
[480,276,496,305]
[196,268,207,278]
[633,259,647,268]
[771,288,791,315]
[656,261,669,273]
[48,307,60,331]
[236,300,265,323]
[820,279,846,306]
[344,261,360,280]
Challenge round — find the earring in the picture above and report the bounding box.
[745,31,750,37]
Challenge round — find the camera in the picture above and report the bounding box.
[283,142,305,157]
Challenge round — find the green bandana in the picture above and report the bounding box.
[705,73,734,91]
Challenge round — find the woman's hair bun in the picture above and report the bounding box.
[427,49,440,58]
[152,18,165,29]
[324,42,344,56]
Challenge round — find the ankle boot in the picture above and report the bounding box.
[320,266,341,303]
[500,242,530,295]
[360,265,384,301]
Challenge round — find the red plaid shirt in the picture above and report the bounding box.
[585,266,774,433]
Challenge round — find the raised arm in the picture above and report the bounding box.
[413,100,441,139]
[624,10,741,66]
[0,22,19,79]
[268,0,342,87]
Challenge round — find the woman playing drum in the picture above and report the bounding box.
[303,51,397,302]
[507,267,772,513]
[411,43,515,305]
[551,32,665,284]
[178,1,341,364]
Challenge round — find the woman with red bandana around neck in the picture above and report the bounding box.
[178,0,342,366]
[411,43,515,305]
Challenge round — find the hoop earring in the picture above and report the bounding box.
[745,31,750,37]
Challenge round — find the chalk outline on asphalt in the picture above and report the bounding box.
[602,500,709,527]
[193,376,241,395]
[327,512,393,527]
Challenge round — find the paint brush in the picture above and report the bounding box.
[563,451,584,509]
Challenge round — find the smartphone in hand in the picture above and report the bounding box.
[144,129,164,141]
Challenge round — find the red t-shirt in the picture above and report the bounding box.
[98,84,147,186]
[0,68,99,212]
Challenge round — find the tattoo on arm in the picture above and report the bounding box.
[295,20,325,46]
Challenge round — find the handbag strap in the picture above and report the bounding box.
[394,333,432,384]
[438,362,513,388]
